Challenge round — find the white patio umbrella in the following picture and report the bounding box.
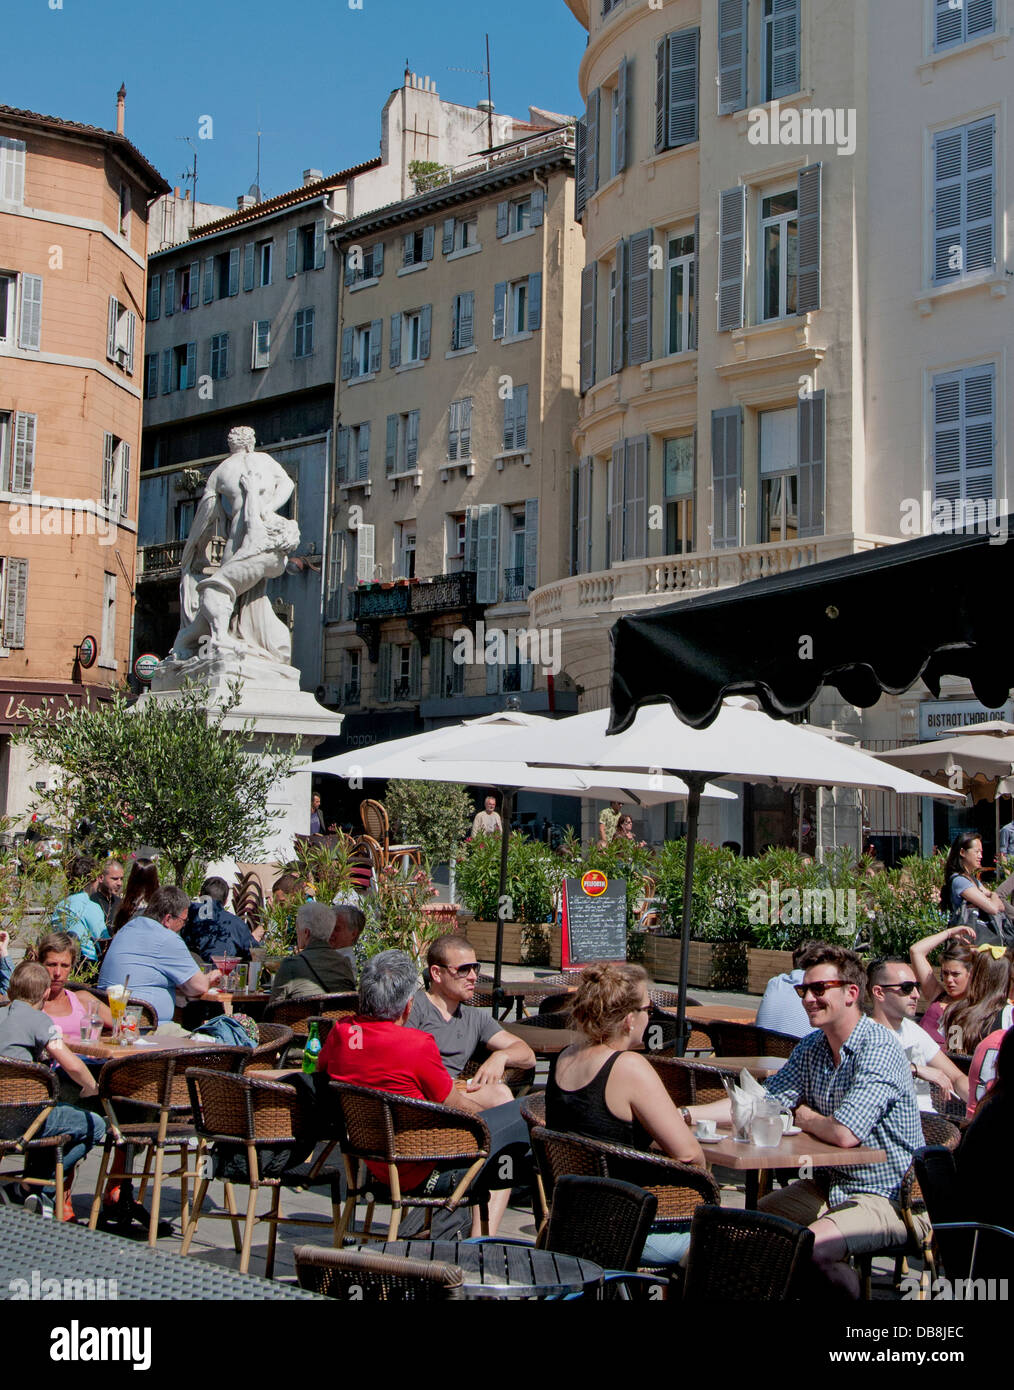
[424,699,964,1047]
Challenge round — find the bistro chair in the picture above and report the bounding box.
[914,1144,1014,1283]
[645,1055,733,1106]
[243,1022,295,1072]
[699,1020,798,1059]
[330,1080,491,1243]
[181,1068,343,1278]
[682,1206,814,1301]
[459,1045,535,1097]
[0,1059,71,1216]
[519,1092,549,1228]
[358,799,423,872]
[87,1045,250,1246]
[294,1244,465,1300]
[263,991,359,1042]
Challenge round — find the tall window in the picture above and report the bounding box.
[761,191,798,320]
[664,436,695,554]
[508,280,528,336]
[935,0,995,49]
[763,0,801,101]
[252,319,270,369]
[209,332,229,379]
[258,239,273,286]
[396,522,417,580]
[665,233,695,354]
[759,407,798,543]
[933,117,995,284]
[294,307,314,358]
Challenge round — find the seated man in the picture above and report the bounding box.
[98,886,223,1025]
[754,940,820,1039]
[0,961,106,1219]
[688,943,926,1298]
[183,876,263,963]
[269,903,358,1001]
[319,949,524,1237]
[409,934,535,1113]
[51,856,109,965]
[89,858,123,932]
[868,957,968,1113]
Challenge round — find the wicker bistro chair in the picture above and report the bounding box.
[682,1206,815,1301]
[914,1144,1014,1283]
[459,1046,536,1097]
[0,1059,72,1213]
[87,1045,250,1247]
[243,1023,295,1072]
[359,799,423,872]
[645,1055,735,1107]
[519,1092,549,1227]
[232,871,266,931]
[263,992,359,1043]
[699,1021,798,1059]
[330,1081,492,1244]
[181,1068,343,1278]
[294,1244,465,1300]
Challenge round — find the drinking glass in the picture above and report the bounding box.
[123,1005,143,1043]
[107,985,127,1041]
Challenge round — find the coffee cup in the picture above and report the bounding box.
[695,1119,717,1140]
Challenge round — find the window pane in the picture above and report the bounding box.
[666,497,694,554]
[664,437,694,496]
[764,224,781,319]
[785,221,798,315]
[760,408,797,473]
[668,262,685,353]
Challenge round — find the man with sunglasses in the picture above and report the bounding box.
[409,934,536,1114]
[868,957,968,1113]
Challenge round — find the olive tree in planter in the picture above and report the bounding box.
[384,779,473,905]
[455,833,559,965]
[652,840,749,989]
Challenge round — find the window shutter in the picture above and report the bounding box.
[935,0,963,47]
[419,303,432,358]
[376,642,392,702]
[611,239,626,372]
[337,425,350,483]
[655,38,667,153]
[243,242,255,291]
[314,218,326,269]
[580,263,597,393]
[403,232,415,267]
[226,248,239,297]
[934,367,995,502]
[119,441,130,518]
[125,311,136,374]
[11,413,36,493]
[107,296,118,359]
[430,637,446,697]
[286,228,297,278]
[460,398,471,457]
[406,410,420,469]
[18,274,42,351]
[576,457,592,575]
[668,28,700,148]
[615,57,629,173]
[575,117,588,220]
[357,421,370,481]
[493,282,507,339]
[161,348,172,394]
[455,290,474,349]
[627,229,653,365]
[718,0,749,114]
[965,117,995,274]
[711,406,742,549]
[421,225,435,262]
[185,341,196,390]
[503,391,515,451]
[609,443,625,565]
[586,88,600,195]
[797,390,825,537]
[523,496,539,592]
[165,267,176,316]
[531,187,545,227]
[369,318,382,375]
[202,258,213,304]
[3,559,28,649]
[442,218,456,254]
[769,0,800,97]
[448,399,460,460]
[147,273,160,321]
[372,242,384,277]
[967,0,995,40]
[465,506,479,574]
[187,259,200,309]
[933,129,963,283]
[390,312,402,368]
[515,384,529,448]
[625,436,647,560]
[691,214,700,349]
[409,641,422,699]
[344,250,355,288]
[796,162,822,313]
[0,138,26,203]
[496,202,509,238]
[341,327,354,380]
[144,353,158,397]
[527,272,542,331]
[385,414,398,474]
[718,186,746,331]
[356,523,375,584]
[475,504,500,603]
[102,431,115,506]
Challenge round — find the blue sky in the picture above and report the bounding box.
[7,0,586,205]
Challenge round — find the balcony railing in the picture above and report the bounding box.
[343,683,361,706]
[137,540,185,577]
[350,571,477,622]
[502,567,529,603]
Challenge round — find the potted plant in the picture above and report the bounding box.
[455,833,560,965]
[650,839,749,989]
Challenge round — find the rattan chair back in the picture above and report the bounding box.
[683,1206,814,1300]
[701,1020,798,1058]
[646,1055,731,1106]
[185,1067,314,1145]
[359,799,389,849]
[0,1058,59,1146]
[263,992,358,1038]
[244,1022,295,1070]
[99,1045,250,1119]
[540,1174,657,1270]
[293,1244,464,1300]
[334,1082,489,1165]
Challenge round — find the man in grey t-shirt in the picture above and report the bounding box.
[408,935,535,1115]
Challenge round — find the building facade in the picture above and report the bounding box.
[555,0,1012,854]
[0,100,166,824]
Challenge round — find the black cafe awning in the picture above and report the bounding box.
[609,519,1014,732]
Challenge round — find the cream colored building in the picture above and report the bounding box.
[323,128,583,748]
[554,0,1013,855]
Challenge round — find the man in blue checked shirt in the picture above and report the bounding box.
[688,943,925,1298]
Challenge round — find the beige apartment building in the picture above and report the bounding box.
[0,99,166,824]
[556,0,1012,855]
[323,128,583,748]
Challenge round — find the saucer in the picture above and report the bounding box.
[783,1125,802,1136]
[695,1133,724,1144]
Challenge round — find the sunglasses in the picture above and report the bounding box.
[877,981,920,996]
[793,979,850,999]
[441,962,480,978]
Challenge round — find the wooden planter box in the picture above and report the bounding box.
[747,948,794,996]
[463,920,561,968]
[644,937,748,990]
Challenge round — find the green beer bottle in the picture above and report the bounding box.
[302,1020,322,1075]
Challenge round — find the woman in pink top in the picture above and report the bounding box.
[34,931,112,1039]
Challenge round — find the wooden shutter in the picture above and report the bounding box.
[615,57,628,173]
[102,431,115,506]
[188,259,200,308]
[341,327,354,380]
[475,504,501,603]
[429,637,446,697]
[967,0,995,40]
[456,291,474,349]
[419,304,432,358]
[935,0,963,47]
[527,272,542,332]
[933,128,963,283]
[442,218,456,254]
[0,138,26,203]
[368,319,382,375]
[609,443,625,565]
[625,436,648,560]
[655,38,667,153]
[611,240,626,372]
[531,187,545,226]
[668,29,699,149]
[147,273,160,321]
[125,311,136,374]
[576,457,592,575]
[711,406,742,549]
[385,415,398,474]
[356,523,375,584]
[227,248,239,296]
[691,214,700,349]
[106,296,118,359]
[119,441,130,518]
[797,390,825,537]
[3,559,28,649]
[965,117,996,273]
[376,642,392,702]
[161,348,172,394]
[390,312,402,368]
[796,163,822,313]
[403,232,415,267]
[185,342,196,390]
[503,391,516,451]
[243,242,255,291]
[314,218,326,269]
[18,274,42,351]
[627,229,653,365]
[586,88,600,194]
[421,225,435,262]
[11,413,36,493]
[493,282,507,339]
[514,384,529,449]
[406,410,420,469]
[460,398,472,458]
[409,641,422,699]
[718,0,749,114]
[449,399,461,460]
[372,242,384,277]
[496,202,509,238]
[934,367,995,502]
[465,506,479,574]
[336,426,350,483]
[769,0,800,97]
[718,186,746,331]
[286,228,297,278]
[202,257,213,304]
[165,267,176,316]
[357,421,370,481]
[144,353,158,397]
[580,263,597,393]
[523,497,539,592]
[575,117,587,219]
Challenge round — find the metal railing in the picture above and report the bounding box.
[503,567,529,603]
[137,540,185,576]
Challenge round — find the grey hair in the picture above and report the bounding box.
[334,904,366,939]
[358,950,420,1021]
[296,901,336,943]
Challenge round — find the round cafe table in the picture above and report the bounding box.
[379,1240,602,1300]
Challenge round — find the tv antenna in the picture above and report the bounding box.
[176,136,198,231]
[448,33,494,152]
[242,104,279,202]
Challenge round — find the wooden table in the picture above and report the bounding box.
[475,976,570,1021]
[66,1032,240,1063]
[683,1005,757,1025]
[700,1123,887,1208]
[181,991,271,1025]
[707,1056,787,1079]
[503,1022,580,1057]
[379,1239,602,1300]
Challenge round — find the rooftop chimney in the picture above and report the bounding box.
[116,83,126,136]
[303,168,324,186]
[237,194,257,209]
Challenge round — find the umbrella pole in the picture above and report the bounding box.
[494,788,515,1017]
[675,774,706,1058]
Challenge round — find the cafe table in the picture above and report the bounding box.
[700,1123,887,1208]
[474,975,570,1021]
[65,1031,242,1064]
[378,1239,603,1300]
[706,1056,787,1080]
[683,1004,757,1025]
[503,1022,581,1058]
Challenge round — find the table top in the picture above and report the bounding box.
[504,1022,580,1056]
[475,976,569,1000]
[379,1240,602,1299]
[66,1032,239,1062]
[0,1206,324,1301]
[699,1123,887,1173]
[705,1056,787,1078]
[683,1005,757,1024]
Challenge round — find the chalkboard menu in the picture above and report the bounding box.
[563,873,627,967]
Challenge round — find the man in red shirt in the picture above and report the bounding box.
[320,949,516,1235]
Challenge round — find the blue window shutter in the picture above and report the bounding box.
[377,643,392,702]
[531,187,545,227]
[933,128,963,283]
[575,117,587,219]
[515,384,529,449]
[336,427,349,483]
[769,0,800,98]
[580,262,597,393]
[965,117,995,273]
[390,312,402,368]
[406,410,420,469]
[165,267,175,316]
[161,348,172,393]
[615,58,629,173]
[357,421,370,481]
[409,641,422,699]
[385,414,398,475]
[967,0,995,40]
[493,282,507,339]
[459,290,474,348]
[527,272,542,331]
[655,38,667,153]
[503,391,515,451]
[797,390,825,537]
[718,0,749,114]
[369,318,382,375]
[419,303,432,358]
[475,503,500,603]
[147,273,160,321]
[341,327,354,380]
[612,239,626,372]
[627,229,653,365]
[372,242,384,277]
[796,162,822,313]
[429,637,446,697]
[228,248,240,296]
[403,232,415,266]
[934,366,995,502]
[442,218,455,254]
[201,258,213,304]
[186,259,199,309]
[523,496,539,591]
[576,458,592,575]
[286,228,297,278]
[624,435,648,560]
[314,218,326,269]
[422,225,435,262]
[935,0,964,47]
[465,506,479,574]
[586,88,600,194]
[185,342,196,390]
[667,28,699,148]
[711,406,742,549]
[243,242,255,291]
[496,202,509,238]
[718,185,746,331]
[609,443,625,565]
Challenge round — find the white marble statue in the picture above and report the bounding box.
[170,426,299,665]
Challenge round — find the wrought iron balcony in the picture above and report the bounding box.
[502,567,530,603]
[137,540,185,579]
[350,571,477,622]
[351,585,411,620]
